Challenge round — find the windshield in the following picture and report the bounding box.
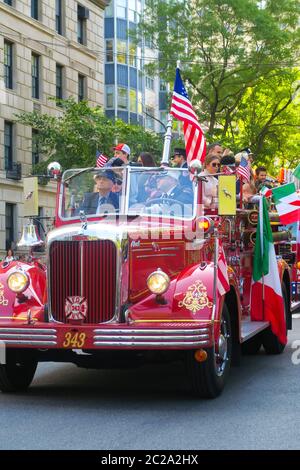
[61,167,195,220]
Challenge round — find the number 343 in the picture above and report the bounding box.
[63,332,86,348]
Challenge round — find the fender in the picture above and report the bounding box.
[129,262,221,327]
[0,260,47,323]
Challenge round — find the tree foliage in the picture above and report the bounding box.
[138,0,300,170]
[16,98,167,172]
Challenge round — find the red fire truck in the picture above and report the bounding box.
[0,161,298,398]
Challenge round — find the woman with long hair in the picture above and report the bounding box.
[200,154,221,208]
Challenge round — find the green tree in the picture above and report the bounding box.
[16,98,166,172]
[137,0,300,159]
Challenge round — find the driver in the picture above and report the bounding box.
[149,172,193,205]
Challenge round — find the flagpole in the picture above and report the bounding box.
[161,61,182,166]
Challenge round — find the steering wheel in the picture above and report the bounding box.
[145,197,187,209]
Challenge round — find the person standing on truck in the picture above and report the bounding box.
[200,154,221,208]
[105,143,131,167]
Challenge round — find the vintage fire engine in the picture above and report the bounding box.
[0,157,298,398]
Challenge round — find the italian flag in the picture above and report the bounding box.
[272,182,300,225]
[260,186,272,198]
[250,197,287,345]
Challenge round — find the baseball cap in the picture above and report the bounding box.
[93,169,116,183]
[113,143,131,155]
[171,148,186,158]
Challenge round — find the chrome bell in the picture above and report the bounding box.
[18,223,44,247]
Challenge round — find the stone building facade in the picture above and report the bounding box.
[0,0,109,255]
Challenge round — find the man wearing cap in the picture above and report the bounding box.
[152,171,192,205]
[80,170,119,215]
[171,148,191,188]
[105,143,131,168]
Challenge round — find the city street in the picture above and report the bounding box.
[0,317,300,450]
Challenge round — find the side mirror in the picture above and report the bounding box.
[47,162,62,178]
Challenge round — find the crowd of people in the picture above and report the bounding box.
[85,141,276,213]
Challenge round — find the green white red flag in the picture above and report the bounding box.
[250,197,287,345]
[272,182,300,225]
[260,186,272,198]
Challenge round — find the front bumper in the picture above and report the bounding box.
[0,323,212,350]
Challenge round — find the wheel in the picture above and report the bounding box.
[242,333,262,355]
[0,349,38,393]
[262,283,288,355]
[186,303,232,398]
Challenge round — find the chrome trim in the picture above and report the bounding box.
[1,340,57,346]
[0,328,57,334]
[93,341,209,348]
[94,335,209,341]
[0,335,57,340]
[93,328,209,334]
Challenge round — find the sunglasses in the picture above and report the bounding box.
[211,162,220,167]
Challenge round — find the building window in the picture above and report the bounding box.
[146,76,154,90]
[106,85,114,108]
[31,0,39,20]
[78,4,89,45]
[117,40,127,64]
[129,43,136,67]
[129,89,137,112]
[32,129,40,166]
[117,87,127,109]
[145,106,155,130]
[128,0,136,22]
[4,121,13,170]
[78,74,85,101]
[106,39,114,62]
[55,0,63,35]
[4,0,13,5]
[117,0,126,19]
[4,40,13,89]
[5,203,15,251]
[105,0,114,17]
[56,64,63,100]
[31,53,40,99]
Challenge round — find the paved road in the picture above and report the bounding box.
[1,318,300,450]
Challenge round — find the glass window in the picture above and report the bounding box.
[117,87,127,109]
[106,85,114,108]
[5,203,15,251]
[31,53,40,99]
[146,106,155,130]
[56,0,63,35]
[116,1,126,19]
[146,76,154,90]
[117,40,127,64]
[4,41,13,89]
[77,4,88,45]
[128,9,136,22]
[56,64,63,100]
[31,0,39,20]
[78,74,85,101]
[4,0,13,5]
[4,121,13,170]
[32,129,40,166]
[129,43,136,67]
[129,89,137,112]
[137,91,142,113]
[106,39,114,62]
[105,1,114,17]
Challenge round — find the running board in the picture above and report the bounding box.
[241,321,269,343]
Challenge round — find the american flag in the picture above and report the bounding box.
[236,156,250,182]
[170,68,206,164]
[222,165,235,175]
[96,150,108,168]
[218,244,230,296]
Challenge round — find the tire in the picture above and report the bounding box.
[186,303,232,398]
[242,333,262,355]
[0,349,38,393]
[262,283,288,355]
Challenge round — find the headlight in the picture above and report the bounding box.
[7,271,29,293]
[147,269,170,295]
